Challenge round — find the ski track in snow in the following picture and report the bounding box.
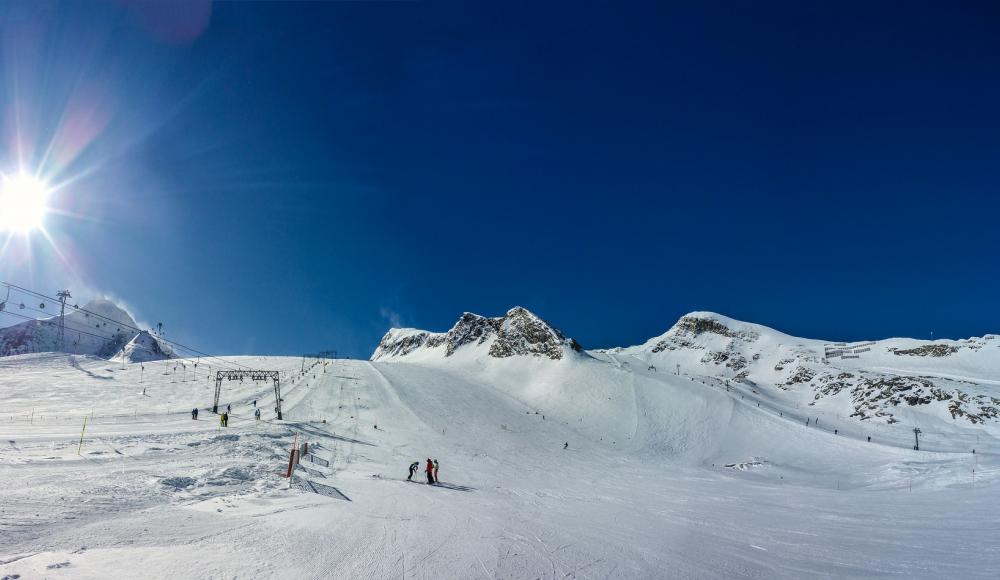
[0,352,997,578]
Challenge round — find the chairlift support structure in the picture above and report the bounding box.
[213,370,283,420]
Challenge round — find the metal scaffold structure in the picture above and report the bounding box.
[213,369,283,420]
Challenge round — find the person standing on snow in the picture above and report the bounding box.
[220,412,226,427]
[425,458,435,484]
[563,442,568,450]
[192,408,198,420]
[433,459,440,483]
[408,461,419,481]
[227,403,232,414]
[255,408,261,421]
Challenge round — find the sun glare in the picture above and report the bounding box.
[0,173,51,233]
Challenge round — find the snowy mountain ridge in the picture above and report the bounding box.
[0,298,174,362]
[375,309,1000,428]
[609,311,1000,427]
[371,306,583,362]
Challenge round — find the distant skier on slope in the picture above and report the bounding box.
[255,408,261,421]
[227,403,232,414]
[192,408,198,420]
[408,461,419,481]
[433,459,440,483]
[426,458,435,484]
[220,412,227,427]
[564,442,568,450]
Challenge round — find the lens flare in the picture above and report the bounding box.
[0,173,51,233]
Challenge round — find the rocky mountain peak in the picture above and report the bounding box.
[371,306,582,361]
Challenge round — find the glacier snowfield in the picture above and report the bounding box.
[1,351,997,579]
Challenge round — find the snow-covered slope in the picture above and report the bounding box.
[112,330,175,363]
[603,311,1000,429]
[374,308,1000,432]
[2,349,996,579]
[372,306,583,362]
[0,298,143,359]
[2,308,998,578]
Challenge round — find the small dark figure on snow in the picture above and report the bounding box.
[563,442,568,450]
[867,436,871,442]
[834,429,838,435]
[255,408,261,420]
[227,404,232,414]
[253,400,257,407]
[408,461,419,481]
[192,408,198,420]
[426,458,435,484]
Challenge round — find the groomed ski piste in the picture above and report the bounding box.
[1,310,998,579]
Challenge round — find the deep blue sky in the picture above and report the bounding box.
[2,1,999,357]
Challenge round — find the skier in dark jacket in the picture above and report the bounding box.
[408,461,419,481]
[254,408,261,420]
[425,458,435,484]
[192,408,198,420]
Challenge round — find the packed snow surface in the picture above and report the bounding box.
[2,309,999,578]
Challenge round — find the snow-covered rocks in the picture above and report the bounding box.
[372,306,582,361]
[113,330,175,363]
[613,311,1000,427]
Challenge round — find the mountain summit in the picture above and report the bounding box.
[113,330,175,363]
[0,297,163,360]
[607,311,1000,426]
[372,306,583,362]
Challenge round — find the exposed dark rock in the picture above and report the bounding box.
[891,344,959,357]
[372,306,581,361]
[488,307,581,360]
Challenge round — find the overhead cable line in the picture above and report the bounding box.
[0,281,250,370]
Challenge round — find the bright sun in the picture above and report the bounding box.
[0,173,51,233]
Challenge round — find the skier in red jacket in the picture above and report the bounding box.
[425,458,435,484]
